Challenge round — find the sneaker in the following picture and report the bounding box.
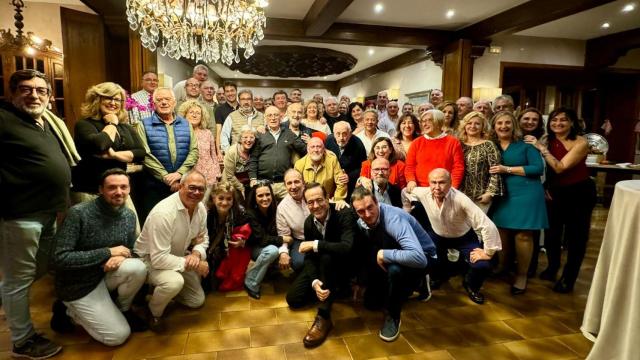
[12,333,62,359]
[379,315,401,342]
[416,274,432,302]
[50,300,74,334]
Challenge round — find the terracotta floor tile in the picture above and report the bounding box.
[275,306,317,324]
[217,345,286,359]
[185,329,250,353]
[504,316,575,339]
[455,321,523,346]
[162,312,221,334]
[113,333,188,360]
[550,312,585,332]
[411,308,460,328]
[503,338,577,360]
[151,353,217,360]
[389,350,455,359]
[554,333,593,358]
[219,309,278,329]
[343,333,416,360]
[447,344,518,360]
[439,305,502,326]
[204,295,251,312]
[50,342,114,360]
[401,327,467,352]
[249,294,289,310]
[283,338,352,360]
[250,322,309,348]
[328,316,371,338]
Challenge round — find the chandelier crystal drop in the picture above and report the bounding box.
[126,0,268,64]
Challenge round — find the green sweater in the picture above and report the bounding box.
[54,197,137,301]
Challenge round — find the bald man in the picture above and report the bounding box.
[325,121,367,197]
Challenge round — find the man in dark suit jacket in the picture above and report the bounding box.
[325,121,367,197]
[285,182,355,348]
[356,158,402,208]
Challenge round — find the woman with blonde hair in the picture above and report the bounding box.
[178,100,221,196]
[72,82,145,204]
[438,101,459,134]
[488,111,547,294]
[302,100,332,134]
[457,111,503,212]
[223,125,257,199]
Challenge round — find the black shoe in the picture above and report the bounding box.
[123,310,148,332]
[12,333,62,359]
[510,285,526,295]
[50,300,75,334]
[552,278,574,293]
[462,281,485,304]
[379,315,401,342]
[539,268,557,282]
[244,284,261,300]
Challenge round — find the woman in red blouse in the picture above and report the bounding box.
[359,137,407,189]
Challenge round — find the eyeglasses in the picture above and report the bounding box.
[187,185,206,193]
[143,78,159,82]
[185,83,200,88]
[371,168,389,173]
[17,85,49,97]
[101,96,124,103]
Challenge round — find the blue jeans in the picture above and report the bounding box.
[289,239,305,272]
[0,213,57,345]
[244,245,279,292]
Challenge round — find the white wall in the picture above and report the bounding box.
[245,87,332,101]
[0,2,94,52]
[157,55,194,88]
[338,60,443,104]
[473,35,586,89]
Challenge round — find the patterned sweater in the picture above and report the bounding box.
[54,197,137,301]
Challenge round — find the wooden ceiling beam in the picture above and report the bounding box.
[303,0,354,36]
[457,0,616,40]
[336,49,432,89]
[266,18,452,48]
[229,78,339,95]
[585,28,640,69]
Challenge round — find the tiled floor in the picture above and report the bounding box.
[0,206,608,360]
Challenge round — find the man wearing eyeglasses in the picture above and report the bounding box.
[134,171,210,332]
[128,70,158,125]
[356,158,402,208]
[0,69,81,359]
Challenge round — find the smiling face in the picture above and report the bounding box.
[99,93,123,117]
[99,174,130,208]
[402,103,413,115]
[400,116,415,138]
[456,98,472,117]
[338,102,348,114]
[377,91,388,109]
[153,89,176,117]
[419,112,440,137]
[520,111,541,134]
[238,92,253,113]
[254,185,273,212]
[185,78,200,98]
[284,171,304,201]
[430,90,443,105]
[290,89,302,103]
[493,114,514,140]
[352,195,379,227]
[304,186,329,223]
[549,112,572,136]
[142,72,159,93]
[306,102,318,119]
[253,96,264,110]
[12,76,50,120]
[224,85,237,103]
[387,101,399,117]
[363,112,378,132]
[373,139,391,159]
[464,116,483,138]
[442,105,455,127]
[351,105,363,122]
[185,105,203,127]
[264,106,281,131]
[213,191,234,215]
[274,93,288,110]
[179,173,207,211]
[240,131,256,151]
[325,98,338,116]
[307,138,325,163]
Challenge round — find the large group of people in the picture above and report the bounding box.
[0,66,596,359]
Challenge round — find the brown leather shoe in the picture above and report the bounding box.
[303,315,333,348]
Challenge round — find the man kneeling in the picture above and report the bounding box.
[351,187,432,342]
[54,169,147,346]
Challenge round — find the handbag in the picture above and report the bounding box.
[215,223,252,291]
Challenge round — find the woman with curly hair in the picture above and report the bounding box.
[391,113,421,161]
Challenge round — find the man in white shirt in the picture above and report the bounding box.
[356,109,390,153]
[409,168,501,304]
[276,169,310,272]
[134,171,210,331]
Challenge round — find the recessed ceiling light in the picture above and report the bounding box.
[446,9,455,18]
[622,3,635,12]
[601,22,610,29]
[368,48,375,56]
[374,3,384,14]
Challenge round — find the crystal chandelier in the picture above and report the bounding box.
[126,0,268,65]
[0,0,61,55]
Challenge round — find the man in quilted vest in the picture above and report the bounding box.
[137,87,199,224]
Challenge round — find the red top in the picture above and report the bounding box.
[360,159,407,189]
[547,138,590,187]
[405,135,465,188]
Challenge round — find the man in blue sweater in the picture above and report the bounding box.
[53,169,147,346]
[351,186,435,342]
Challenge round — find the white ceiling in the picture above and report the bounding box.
[208,40,409,81]
[516,0,640,40]
[264,0,315,19]
[24,0,84,5]
[338,0,529,30]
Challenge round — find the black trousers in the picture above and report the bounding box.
[545,179,596,286]
[285,253,349,319]
[137,174,172,226]
[363,263,423,320]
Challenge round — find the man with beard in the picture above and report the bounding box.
[325,121,367,197]
[281,102,312,142]
[402,102,414,115]
[176,77,201,110]
[1,69,80,359]
[294,137,348,204]
[220,89,264,152]
[216,86,226,104]
[276,169,310,272]
[53,169,147,345]
[356,158,401,208]
[173,65,208,106]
